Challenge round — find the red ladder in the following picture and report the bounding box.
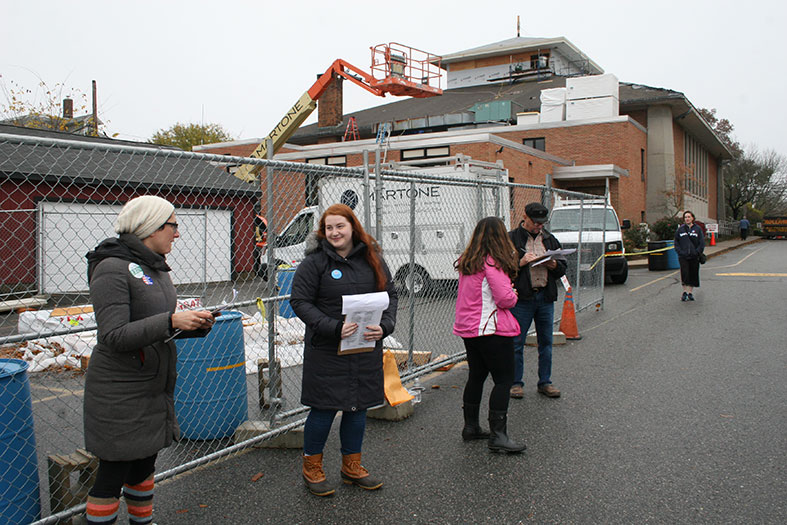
[343,116,359,141]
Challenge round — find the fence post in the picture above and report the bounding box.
[575,195,585,309]
[374,149,383,250]
[264,138,282,422]
[407,179,417,371]
[362,150,371,231]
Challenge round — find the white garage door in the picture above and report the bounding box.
[38,202,233,294]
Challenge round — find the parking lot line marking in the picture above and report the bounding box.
[710,247,764,269]
[630,247,766,293]
[715,272,787,277]
[33,391,84,404]
[31,384,74,395]
[630,271,678,292]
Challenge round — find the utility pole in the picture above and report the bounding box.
[91,80,98,136]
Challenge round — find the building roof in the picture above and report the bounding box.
[288,78,734,160]
[0,124,257,194]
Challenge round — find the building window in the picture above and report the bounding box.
[530,54,549,70]
[400,146,450,160]
[523,137,545,151]
[683,133,708,199]
[305,156,347,166]
[641,148,645,181]
[304,156,346,205]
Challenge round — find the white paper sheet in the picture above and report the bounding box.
[530,248,577,267]
[340,291,390,352]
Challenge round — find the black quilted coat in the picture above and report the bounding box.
[290,237,397,412]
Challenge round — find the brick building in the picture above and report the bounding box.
[196,36,734,226]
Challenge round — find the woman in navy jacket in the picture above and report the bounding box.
[290,203,397,496]
[674,210,705,301]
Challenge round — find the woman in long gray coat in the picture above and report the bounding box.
[290,203,397,497]
[83,195,215,525]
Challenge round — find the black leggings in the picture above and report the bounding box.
[462,335,515,413]
[89,454,157,499]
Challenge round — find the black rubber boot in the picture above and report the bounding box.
[462,403,490,441]
[488,410,526,453]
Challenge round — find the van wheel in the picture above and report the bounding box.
[396,266,431,298]
[256,260,287,281]
[609,264,628,284]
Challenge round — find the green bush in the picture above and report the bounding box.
[649,216,682,240]
[623,223,649,253]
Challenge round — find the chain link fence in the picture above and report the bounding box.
[0,131,605,523]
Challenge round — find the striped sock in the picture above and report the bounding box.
[85,495,119,524]
[123,475,154,524]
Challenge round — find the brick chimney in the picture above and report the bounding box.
[62,98,74,119]
[317,73,343,128]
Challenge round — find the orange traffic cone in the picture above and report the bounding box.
[710,232,716,246]
[559,287,582,340]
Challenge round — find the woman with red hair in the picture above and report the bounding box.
[290,204,398,496]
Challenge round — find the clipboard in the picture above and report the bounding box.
[337,316,376,355]
[337,291,389,355]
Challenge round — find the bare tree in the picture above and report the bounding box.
[724,148,787,219]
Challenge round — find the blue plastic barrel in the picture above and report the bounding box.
[276,269,297,318]
[175,311,248,440]
[664,240,680,269]
[0,359,41,525]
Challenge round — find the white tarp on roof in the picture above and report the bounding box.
[540,87,567,105]
[566,96,620,120]
[540,103,566,123]
[566,73,619,101]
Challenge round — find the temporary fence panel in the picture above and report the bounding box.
[0,132,604,523]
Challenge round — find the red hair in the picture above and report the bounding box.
[317,204,387,291]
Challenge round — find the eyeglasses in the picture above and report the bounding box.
[162,222,179,232]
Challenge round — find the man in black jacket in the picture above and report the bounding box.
[508,202,567,399]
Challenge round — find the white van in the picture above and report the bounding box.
[259,156,510,296]
[548,198,631,284]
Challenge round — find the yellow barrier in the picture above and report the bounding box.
[584,246,673,272]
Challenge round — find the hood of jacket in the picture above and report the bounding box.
[86,233,171,283]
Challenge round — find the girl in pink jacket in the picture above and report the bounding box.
[454,217,525,453]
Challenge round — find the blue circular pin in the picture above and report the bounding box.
[331,269,343,280]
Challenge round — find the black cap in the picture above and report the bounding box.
[525,202,549,224]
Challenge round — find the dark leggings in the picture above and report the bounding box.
[462,335,515,412]
[89,454,157,499]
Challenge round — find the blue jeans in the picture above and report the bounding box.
[511,290,555,387]
[303,408,367,456]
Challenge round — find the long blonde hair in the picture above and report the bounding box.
[456,217,518,278]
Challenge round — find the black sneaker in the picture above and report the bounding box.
[681,292,688,302]
[687,293,695,301]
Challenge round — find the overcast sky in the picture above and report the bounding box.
[3,0,785,156]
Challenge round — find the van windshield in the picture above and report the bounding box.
[549,208,619,232]
[275,212,313,247]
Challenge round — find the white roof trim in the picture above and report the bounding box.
[553,164,629,180]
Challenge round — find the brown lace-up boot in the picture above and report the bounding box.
[340,453,383,490]
[302,453,335,496]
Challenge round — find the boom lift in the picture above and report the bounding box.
[233,43,442,183]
